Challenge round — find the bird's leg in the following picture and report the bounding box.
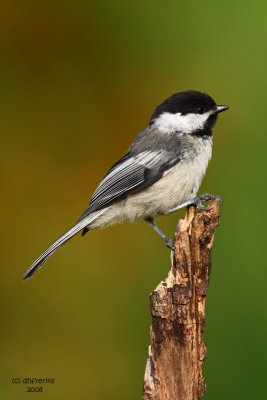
[145,217,174,249]
[164,193,223,215]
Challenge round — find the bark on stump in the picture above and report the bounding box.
[143,199,220,400]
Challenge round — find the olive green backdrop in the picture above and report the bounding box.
[1,1,266,399]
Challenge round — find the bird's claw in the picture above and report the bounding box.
[198,193,223,205]
[165,238,174,250]
[193,193,223,211]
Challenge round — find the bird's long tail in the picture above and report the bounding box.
[23,209,106,281]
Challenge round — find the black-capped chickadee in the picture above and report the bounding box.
[23,90,228,280]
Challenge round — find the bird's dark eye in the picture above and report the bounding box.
[196,107,204,114]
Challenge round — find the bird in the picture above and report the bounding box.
[23,90,228,280]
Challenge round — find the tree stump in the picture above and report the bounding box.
[143,199,220,400]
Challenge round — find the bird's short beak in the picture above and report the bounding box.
[213,105,229,114]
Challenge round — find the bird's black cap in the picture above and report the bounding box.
[150,90,217,123]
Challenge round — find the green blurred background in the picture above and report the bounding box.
[1,1,266,399]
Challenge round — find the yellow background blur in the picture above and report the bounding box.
[1,1,266,399]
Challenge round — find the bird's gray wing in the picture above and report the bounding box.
[79,150,180,221]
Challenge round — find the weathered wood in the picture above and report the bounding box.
[143,199,220,400]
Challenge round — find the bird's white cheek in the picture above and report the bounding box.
[182,113,208,132]
[154,112,209,133]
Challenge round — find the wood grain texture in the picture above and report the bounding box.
[143,199,220,400]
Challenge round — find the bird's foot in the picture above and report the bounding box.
[145,217,174,250]
[164,238,174,250]
[192,193,223,211]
